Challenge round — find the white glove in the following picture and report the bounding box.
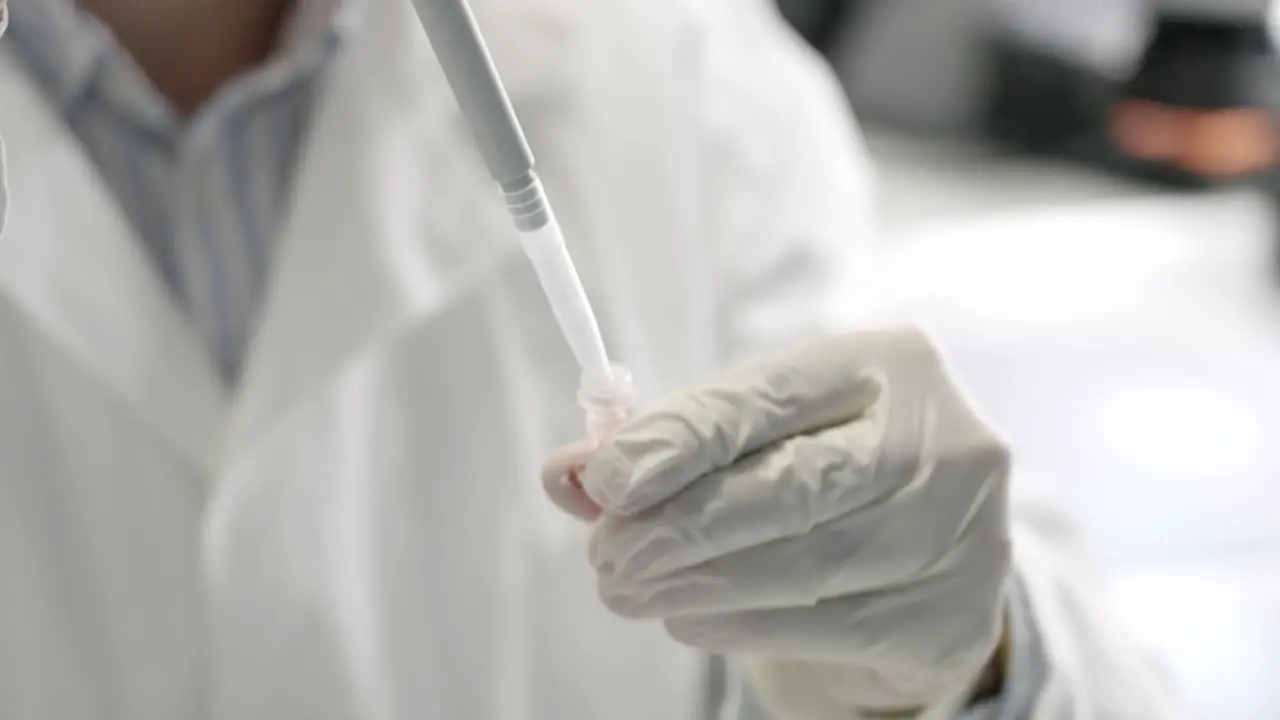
[542,328,1012,717]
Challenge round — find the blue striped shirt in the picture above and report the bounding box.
[5,0,354,383]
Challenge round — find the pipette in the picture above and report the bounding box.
[410,0,613,384]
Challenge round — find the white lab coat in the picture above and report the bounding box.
[0,0,1180,718]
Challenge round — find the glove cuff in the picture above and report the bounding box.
[745,657,987,720]
[745,599,1012,720]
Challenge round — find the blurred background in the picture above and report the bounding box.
[774,0,1279,716]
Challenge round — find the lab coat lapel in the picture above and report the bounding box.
[0,51,226,473]
[223,0,582,462]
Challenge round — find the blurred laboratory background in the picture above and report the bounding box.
[775,0,1279,716]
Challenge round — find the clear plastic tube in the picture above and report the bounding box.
[578,364,635,445]
[540,365,635,521]
[516,205,612,381]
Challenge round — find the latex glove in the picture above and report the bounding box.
[542,328,1012,716]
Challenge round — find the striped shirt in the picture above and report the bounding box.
[5,0,355,383]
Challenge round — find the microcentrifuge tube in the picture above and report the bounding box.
[540,365,635,521]
[577,364,635,445]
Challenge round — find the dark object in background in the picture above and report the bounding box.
[983,36,1118,155]
[1110,18,1280,184]
[1126,19,1276,110]
[774,0,1280,190]
[773,0,1280,275]
[775,0,864,55]
[986,13,1280,188]
[773,0,1148,139]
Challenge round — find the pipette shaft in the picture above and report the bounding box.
[409,0,612,381]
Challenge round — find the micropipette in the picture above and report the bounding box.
[409,0,613,384]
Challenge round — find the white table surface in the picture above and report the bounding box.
[860,130,1280,718]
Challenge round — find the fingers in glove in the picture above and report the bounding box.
[581,337,882,516]
[591,390,1006,592]
[599,461,1008,619]
[541,439,603,522]
[661,555,1008,673]
[589,418,893,584]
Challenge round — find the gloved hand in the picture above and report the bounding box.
[542,328,1012,717]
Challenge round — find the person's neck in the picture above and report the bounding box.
[78,0,296,115]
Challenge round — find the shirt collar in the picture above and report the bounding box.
[6,0,358,112]
[5,0,104,109]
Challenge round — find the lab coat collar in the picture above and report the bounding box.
[0,50,228,474]
[221,0,583,463]
[0,0,582,474]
